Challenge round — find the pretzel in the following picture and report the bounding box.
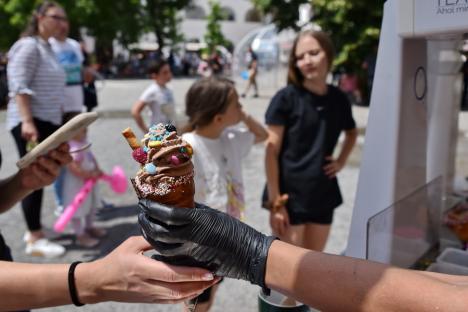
[122,127,141,150]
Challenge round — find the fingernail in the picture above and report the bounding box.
[202,273,214,281]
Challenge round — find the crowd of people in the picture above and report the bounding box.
[2,1,468,311]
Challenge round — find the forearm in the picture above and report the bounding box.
[0,174,31,213]
[68,163,92,179]
[265,241,467,311]
[15,94,33,122]
[131,102,148,133]
[243,114,268,143]
[337,129,358,164]
[134,115,148,134]
[0,261,71,310]
[265,145,280,201]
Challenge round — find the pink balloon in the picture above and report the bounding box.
[54,166,128,233]
[54,179,96,233]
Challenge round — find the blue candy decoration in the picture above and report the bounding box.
[144,163,157,175]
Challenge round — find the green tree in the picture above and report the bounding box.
[144,0,190,50]
[0,0,192,55]
[204,0,227,53]
[252,0,309,31]
[252,0,383,99]
[312,0,382,71]
[0,0,144,60]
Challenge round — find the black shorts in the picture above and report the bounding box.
[287,208,335,225]
[261,185,339,226]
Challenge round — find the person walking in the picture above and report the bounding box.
[241,47,259,98]
[6,1,68,258]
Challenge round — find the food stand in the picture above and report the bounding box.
[346,0,468,270]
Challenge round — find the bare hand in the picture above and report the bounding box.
[80,236,220,304]
[91,169,103,179]
[21,120,38,142]
[269,194,289,237]
[270,206,290,237]
[18,143,72,191]
[323,156,344,178]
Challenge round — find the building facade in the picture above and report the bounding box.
[181,0,263,46]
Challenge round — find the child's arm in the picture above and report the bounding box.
[68,161,96,180]
[131,100,149,133]
[323,128,358,178]
[241,110,268,143]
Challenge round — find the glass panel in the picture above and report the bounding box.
[366,177,443,268]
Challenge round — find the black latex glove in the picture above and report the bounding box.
[138,199,276,293]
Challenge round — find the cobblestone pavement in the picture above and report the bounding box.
[1,74,467,311]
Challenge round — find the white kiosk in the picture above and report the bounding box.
[346,0,468,266]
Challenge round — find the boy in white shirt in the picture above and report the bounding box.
[131,60,175,133]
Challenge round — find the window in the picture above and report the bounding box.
[185,5,206,19]
[245,8,262,22]
[220,6,235,21]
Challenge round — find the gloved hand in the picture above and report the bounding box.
[138,199,276,293]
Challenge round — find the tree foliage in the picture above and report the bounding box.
[252,0,383,72]
[0,0,189,54]
[204,0,228,53]
[252,0,309,31]
[312,0,382,71]
[144,0,190,50]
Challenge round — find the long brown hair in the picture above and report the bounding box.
[184,77,235,132]
[287,30,335,87]
[21,1,61,37]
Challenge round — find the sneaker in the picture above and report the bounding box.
[23,229,60,242]
[76,234,99,248]
[25,238,66,258]
[54,205,64,217]
[241,93,246,98]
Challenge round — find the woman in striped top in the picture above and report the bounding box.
[6,1,68,258]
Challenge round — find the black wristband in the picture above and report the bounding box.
[68,261,85,307]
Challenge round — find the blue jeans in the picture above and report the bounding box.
[53,168,65,207]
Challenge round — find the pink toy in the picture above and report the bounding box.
[54,166,128,233]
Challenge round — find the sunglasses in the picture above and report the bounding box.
[44,14,68,22]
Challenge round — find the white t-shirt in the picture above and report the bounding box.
[139,82,175,126]
[49,37,84,113]
[183,128,255,219]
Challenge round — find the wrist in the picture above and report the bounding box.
[250,234,276,294]
[14,170,35,193]
[241,112,248,122]
[22,118,34,124]
[74,261,101,304]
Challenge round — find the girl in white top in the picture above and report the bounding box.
[131,59,175,134]
[181,77,268,312]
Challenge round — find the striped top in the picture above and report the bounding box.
[6,36,66,130]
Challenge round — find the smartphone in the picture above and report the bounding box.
[16,112,99,169]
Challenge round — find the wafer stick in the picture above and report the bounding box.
[122,127,141,150]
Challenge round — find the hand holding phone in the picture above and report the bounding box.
[16,112,99,169]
